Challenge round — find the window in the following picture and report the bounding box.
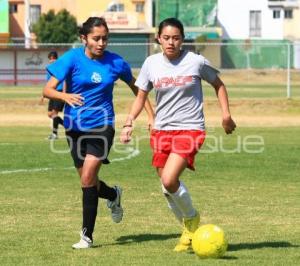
[107,3,124,11]
[284,9,293,19]
[135,2,144,13]
[29,5,41,31]
[9,4,18,14]
[30,5,41,24]
[249,11,261,37]
[273,10,281,19]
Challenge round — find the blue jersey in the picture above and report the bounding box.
[47,47,133,131]
[46,66,64,92]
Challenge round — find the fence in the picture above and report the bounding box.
[0,41,299,98]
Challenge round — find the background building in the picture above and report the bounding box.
[0,0,9,43]
[218,0,300,40]
[154,0,221,66]
[217,0,300,69]
[154,0,220,40]
[8,0,153,41]
[7,0,154,67]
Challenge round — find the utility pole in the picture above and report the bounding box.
[24,0,31,48]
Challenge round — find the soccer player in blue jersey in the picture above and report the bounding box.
[40,51,65,140]
[43,17,154,249]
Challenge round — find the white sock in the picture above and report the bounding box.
[169,181,196,218]
[161,184,183,223]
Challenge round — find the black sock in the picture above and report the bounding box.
[82,186,98,241]
[52,116,63,134]
[98,180,117,201]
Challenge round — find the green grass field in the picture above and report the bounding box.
[0,84,299,265]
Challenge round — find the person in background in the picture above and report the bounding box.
[40,51,65,140]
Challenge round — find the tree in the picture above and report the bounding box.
[32,9,78,43]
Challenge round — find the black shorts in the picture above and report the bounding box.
[48,99,64,112]
[65,125,115,168]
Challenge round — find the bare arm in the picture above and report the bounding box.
[120,89,149,143]
[127,77,155,128]
[40,79,67,104]
[43,76,84,107]
[211,76,236,134]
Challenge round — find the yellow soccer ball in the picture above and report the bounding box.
[192,224,228,258]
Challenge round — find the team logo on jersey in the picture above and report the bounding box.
[153,75,193,89]
[91,72,102,83]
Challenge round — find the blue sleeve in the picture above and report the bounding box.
[119,60,133,84]
[56,82,64,92]
[46,71,51,81]
[46,49,75,83]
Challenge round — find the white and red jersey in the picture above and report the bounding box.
[135,50,219,130]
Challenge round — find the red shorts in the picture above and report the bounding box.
[150,130,206,171]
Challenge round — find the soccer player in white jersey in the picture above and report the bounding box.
[120,17,236,252]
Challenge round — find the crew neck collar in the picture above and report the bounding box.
[162,50,187,65]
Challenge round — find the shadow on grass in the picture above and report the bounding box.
[98,233,180,247]
[228,241,299,251]
[221,256,238,260]
[186,250,238,260]
[115,233,180,245]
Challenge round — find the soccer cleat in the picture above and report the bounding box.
[72,229,93,249]
[174,211,200,252]
[47,133,58,140]
[107,186,123,223]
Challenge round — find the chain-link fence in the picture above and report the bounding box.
[0,41,299,98]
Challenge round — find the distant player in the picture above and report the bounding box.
[120,18,236,252]
[43,17,154,249]
[40,51,65,140]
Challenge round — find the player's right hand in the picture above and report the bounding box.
[120,126,133,144]
[62,93,84,107]
[222,116,236,134]
[38,96,44,105]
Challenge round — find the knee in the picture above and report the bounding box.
[80,173,97,187]
[48,111,58,118]
[161,177,179,194]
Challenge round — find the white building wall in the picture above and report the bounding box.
[263,6,284,39]
[218,0,284,39]
[0,49,67,84]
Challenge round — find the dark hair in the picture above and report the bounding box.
[78,17,109,36]
[158,17,185,38]
[48,51,58,59]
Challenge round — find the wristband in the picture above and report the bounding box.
[123,125,132,128]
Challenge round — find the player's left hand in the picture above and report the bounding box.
[147,117,154,131]
[222,116,236,134]
[120,125,133,143]
[38,96,44,105]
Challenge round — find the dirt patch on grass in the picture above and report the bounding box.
[1,113,299,128]
[0,98,299,127]
[219,69,300,85]
[0,114,49,126]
